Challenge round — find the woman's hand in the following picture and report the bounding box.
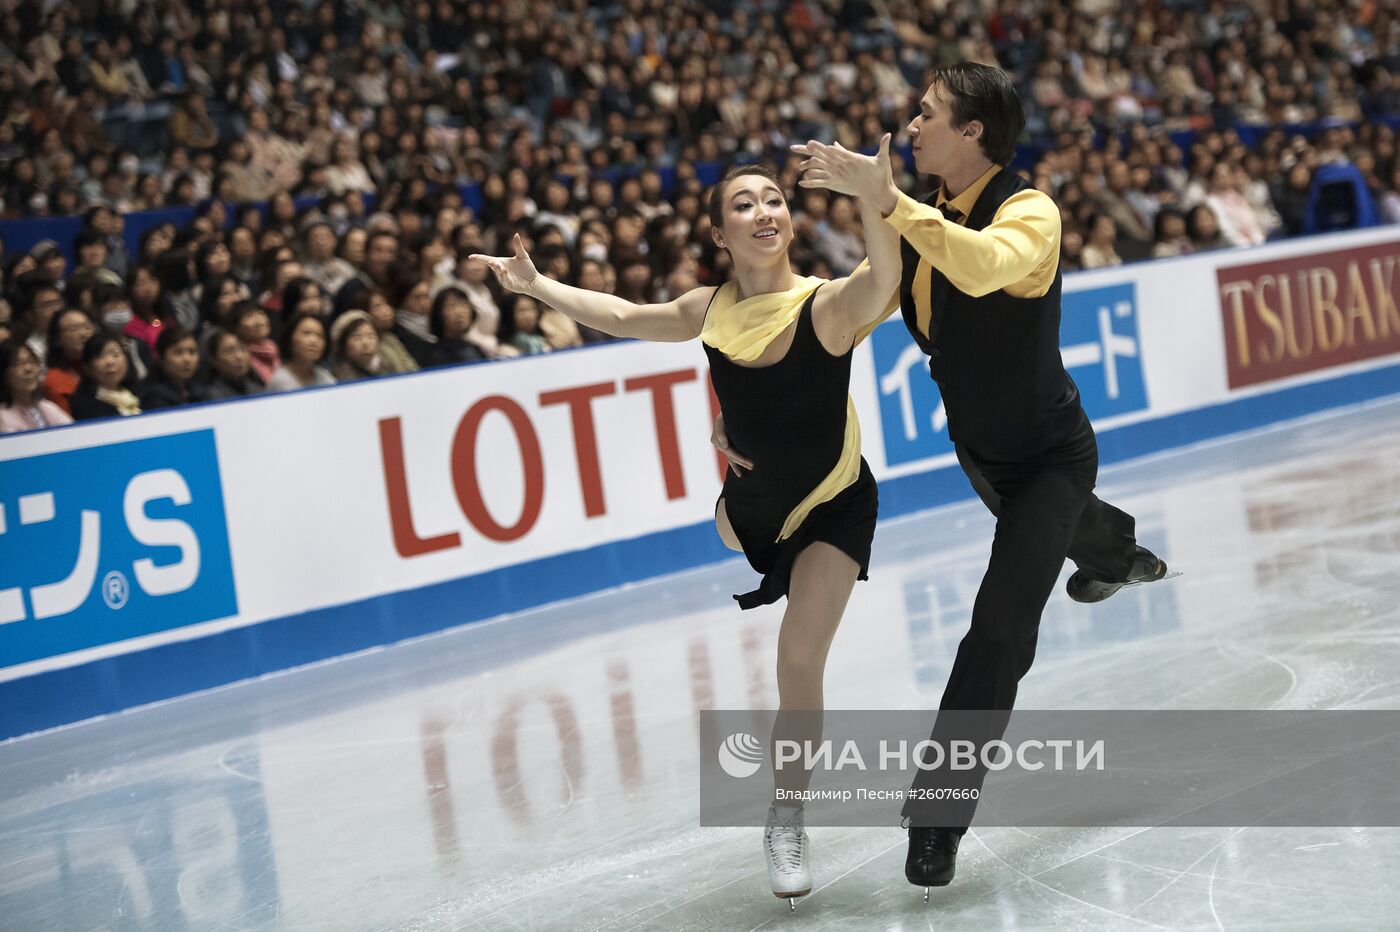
[711,413,755,477]
[469,233,539,295]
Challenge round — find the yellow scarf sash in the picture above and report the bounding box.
[95,386,142,416]
[701,276,870,542]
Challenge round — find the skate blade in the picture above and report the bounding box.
[774,889,811,899]
[1118,570,1183,590]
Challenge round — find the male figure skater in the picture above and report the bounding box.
[793,61,1170,891]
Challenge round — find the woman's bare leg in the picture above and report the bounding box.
[771,542,860,804]
[715,499,743,551]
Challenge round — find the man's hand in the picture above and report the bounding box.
[711,414,755,477]
[791,133,897,213]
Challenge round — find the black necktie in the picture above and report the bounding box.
[941,204,965,226]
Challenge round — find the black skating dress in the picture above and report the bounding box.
[703,286,879,609]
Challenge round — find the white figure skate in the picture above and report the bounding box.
[764,805,812,911]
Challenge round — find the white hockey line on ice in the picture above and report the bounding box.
[968,830,1177,930]
[1215,639,1299,710]
[1205,842,1228,931]
[1124,826,1248,921]
[1087,850,1309,894]
[1123,739,1397,924]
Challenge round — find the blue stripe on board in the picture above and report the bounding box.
[4,361,1400,741]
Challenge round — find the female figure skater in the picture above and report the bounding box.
[474,139,900,908]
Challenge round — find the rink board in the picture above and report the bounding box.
[2,225,1399,739]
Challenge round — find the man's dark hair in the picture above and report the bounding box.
[235,204,263,226]
[81,204,113,229]
[367,230,401,253]
[390,268,422,308]
[73,228,106,254]
[406,229,437,254]
[706,163,783,235]
[25,281,62,316]
[155,323,197,361]
[926,62,1025,166]
[535,243,568,268]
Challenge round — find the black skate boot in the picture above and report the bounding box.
[1067,545,1168,604]
[906,826,959,901]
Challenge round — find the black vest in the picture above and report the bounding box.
[898,168,1082,461]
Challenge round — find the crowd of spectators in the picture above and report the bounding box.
[1,0,1398,431]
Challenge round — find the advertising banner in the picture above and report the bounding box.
[0,430,236,668]
[3,226,1400,737]
[1217,240,1400,388]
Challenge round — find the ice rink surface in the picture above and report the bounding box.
[5,397,1400,931]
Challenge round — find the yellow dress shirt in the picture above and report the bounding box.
[879,165,1063,338]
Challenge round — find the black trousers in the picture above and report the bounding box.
[903,411,1139,827]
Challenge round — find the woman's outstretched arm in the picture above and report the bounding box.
[472,235,713,342]
[791,134,904,335]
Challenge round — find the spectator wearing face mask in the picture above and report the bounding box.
[92,282,151,382]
